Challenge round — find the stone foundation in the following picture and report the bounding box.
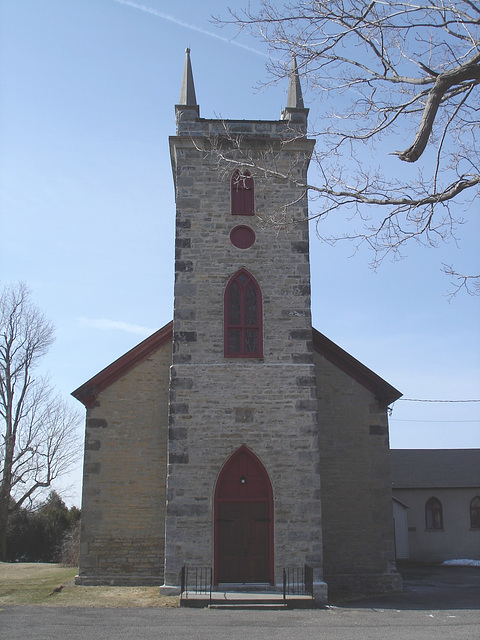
[75,574,163,586]
[76,535,164,586]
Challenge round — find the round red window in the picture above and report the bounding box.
[230,225,255,249]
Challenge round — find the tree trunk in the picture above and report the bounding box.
[0,489,9,561]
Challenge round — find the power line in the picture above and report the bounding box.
[398,398,480,403]
[390,419,480,423]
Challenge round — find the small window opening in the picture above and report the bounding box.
[231,169,254,215]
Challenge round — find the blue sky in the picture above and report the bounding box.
[1,0,479,506]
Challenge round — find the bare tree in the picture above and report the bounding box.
[0,283,81,561]
[218,1,480,289]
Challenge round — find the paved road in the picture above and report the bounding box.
[1,606,479,640]
[1,565,479,640]
[336,564,480,611]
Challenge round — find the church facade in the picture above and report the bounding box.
[73,51,402,603]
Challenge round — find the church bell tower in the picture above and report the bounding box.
[162,50,327,603]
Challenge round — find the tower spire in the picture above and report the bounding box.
[286,53,304,109]
[179,48,197,106]
[282,53,308,127]
[176,48,200,126]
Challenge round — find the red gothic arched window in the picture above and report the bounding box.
[231,169,254,215]
[224,269,262,358]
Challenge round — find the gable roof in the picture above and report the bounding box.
[312,328,402,405]
[72,321,173,408]
[391,449,480,488]
[72,321,401,408]
[392,496,409,509]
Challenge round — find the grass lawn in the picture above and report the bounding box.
[0,562,178,607]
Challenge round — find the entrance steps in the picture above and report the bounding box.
[180,589,315,609]
[179,566,316,608]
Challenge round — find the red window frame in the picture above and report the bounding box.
[231,169,254,215]
[224,269,263,358]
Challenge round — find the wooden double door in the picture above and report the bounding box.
[214,446,273,585]
[216,501,270,584]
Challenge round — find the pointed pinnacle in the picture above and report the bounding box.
[286,53,305,110]
[179,48,197,106]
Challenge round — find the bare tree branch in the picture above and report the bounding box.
[443,264,480,299]
[396,51,480,162]
[215,0,480,291]
[0,283,82,560]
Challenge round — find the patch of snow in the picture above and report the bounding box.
[441,559,480,567]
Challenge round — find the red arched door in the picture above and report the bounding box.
[214,446,273,584]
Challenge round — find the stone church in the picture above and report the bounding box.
[73,51,402,603]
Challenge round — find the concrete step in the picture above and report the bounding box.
[180,591,315,609]
[208,602,288,610]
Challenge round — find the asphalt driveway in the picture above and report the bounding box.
[336,563,480,610]
[1,564,478,640]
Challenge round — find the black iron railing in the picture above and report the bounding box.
[180,565,212,603]
[283,565,314,599]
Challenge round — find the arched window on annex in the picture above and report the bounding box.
[425,497,443,530]
[231,169,254,215]
[470,496,480,529]
[224,269,263,358]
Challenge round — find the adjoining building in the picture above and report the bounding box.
[391,449,480,563]
[73,50,403,603]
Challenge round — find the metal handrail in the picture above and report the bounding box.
[283,564,314,599]
[180,565,212,604]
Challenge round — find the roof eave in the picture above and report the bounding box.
[312,327,402,405]
[72,320,173,408]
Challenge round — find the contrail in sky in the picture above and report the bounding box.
[111,0,269,57]
[79,317,155,336]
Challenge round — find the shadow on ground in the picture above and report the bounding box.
[331,563,480,610]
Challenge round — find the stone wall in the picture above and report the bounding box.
[314,350,400,594]
[74,106,400,601]
[165,115,326,601]
[76,342,171,585]
[166,362,322,582]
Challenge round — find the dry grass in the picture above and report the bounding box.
[0,562,178,608]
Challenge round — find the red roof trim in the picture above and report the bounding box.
[72,321,173,408]
[312,327,402,405]
[72,320,400,408]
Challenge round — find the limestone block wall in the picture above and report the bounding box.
[165,119,324,593]
[166,362,322,586]
[314,350,399,593]
[170,131,316,367]
[76,342,171,585]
